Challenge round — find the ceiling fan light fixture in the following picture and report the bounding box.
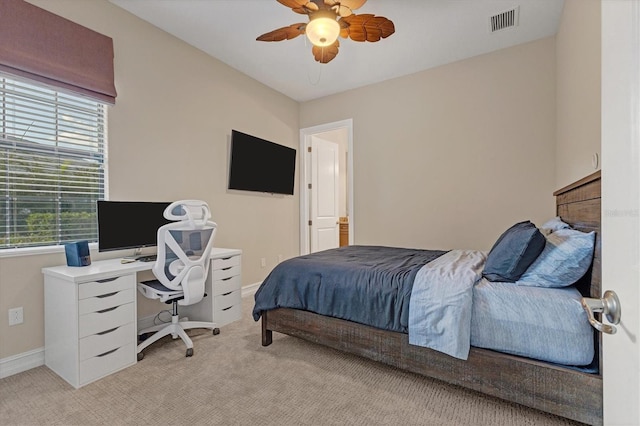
[257,0,395,64]
[305,14,340,47]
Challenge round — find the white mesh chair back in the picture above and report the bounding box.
[152,200,217,305]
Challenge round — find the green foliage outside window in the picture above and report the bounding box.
[0,152,102,248]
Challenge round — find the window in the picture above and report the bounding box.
[0,73,107,249]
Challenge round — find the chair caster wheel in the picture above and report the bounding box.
[137,352,144,361]
[213,328,220,335]
[186,348,194,357]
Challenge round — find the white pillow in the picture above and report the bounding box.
[516,228,595,288]
[539,216,571,236]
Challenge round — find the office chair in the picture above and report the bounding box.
[136,200,218,360]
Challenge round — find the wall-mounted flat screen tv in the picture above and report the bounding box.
[228,130,296,195]
[97,201,171,252]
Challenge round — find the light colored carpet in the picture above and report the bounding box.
[1,297,581,425]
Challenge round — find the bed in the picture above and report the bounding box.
[255,171,603,426]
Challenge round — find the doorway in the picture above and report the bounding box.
[299,119,353,255]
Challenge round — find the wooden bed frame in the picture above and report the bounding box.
[260,170,603,426]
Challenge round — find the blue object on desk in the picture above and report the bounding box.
[64,241,91,267]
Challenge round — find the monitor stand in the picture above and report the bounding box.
[123,248,156,262]
[123,248,142,261]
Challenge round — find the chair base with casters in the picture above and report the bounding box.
[136,279,220,360]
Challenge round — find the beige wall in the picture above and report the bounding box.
[0,0,299,359]
[556,0,601,188]
[300,38,558,251]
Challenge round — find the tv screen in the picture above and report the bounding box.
[228,130,296,195]
[97,201,171,252]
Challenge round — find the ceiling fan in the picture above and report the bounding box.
[257,0,395,64]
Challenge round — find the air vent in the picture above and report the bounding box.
[490,7,520,32]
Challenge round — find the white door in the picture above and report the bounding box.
[601,2,640,425]
[299,119,354,255]
[310,136,339,252]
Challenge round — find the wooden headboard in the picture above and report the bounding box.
[553,170,601,299]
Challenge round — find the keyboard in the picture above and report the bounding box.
[136,255,157,262]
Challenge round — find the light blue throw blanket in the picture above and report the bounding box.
[408,250,487,360]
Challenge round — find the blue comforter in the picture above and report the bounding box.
[252,245,446,332]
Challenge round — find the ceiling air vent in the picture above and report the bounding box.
[490,7,520,32]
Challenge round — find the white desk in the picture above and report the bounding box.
[42,247,242,389]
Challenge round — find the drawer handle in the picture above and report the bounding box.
[222,267,232,271]
[221,277,232,281]
[97,327,118,336]
[96,306,118,314]
[96,277,119,283]
[222,306,233,311]
[97,291,119,299]
[222,291,232,296]
[221,257,231,260]
[96,348,119,357]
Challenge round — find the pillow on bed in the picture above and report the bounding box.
[482,221,546,283]
[540,216,571,235]
[516,228,596,288]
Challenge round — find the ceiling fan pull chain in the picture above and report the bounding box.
[307,59,323,86]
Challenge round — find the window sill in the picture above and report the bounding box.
[0,243,99,259]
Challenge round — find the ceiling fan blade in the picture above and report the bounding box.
[324,0,367,17]
[312,39,340,63]
[277,0,319,14]
[257,23,307,42]
[340,14,395,42]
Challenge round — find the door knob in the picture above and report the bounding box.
[581,290,621,334]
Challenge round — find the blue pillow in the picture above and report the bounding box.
[482,221,546,282]
[516,228,596,288]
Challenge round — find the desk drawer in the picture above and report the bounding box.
[213,289,241,327]
[79,289,134,315]
[212,265,240,281]
[213,275,241,296]
[79,322,134,361]
[214,303,242,326]
[214,289,241,311]
[80,343,135,386]
[212,255,241,270]
[79,303,134,338]
[79,275,135,299]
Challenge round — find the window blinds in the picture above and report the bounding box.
[0,74,107,249]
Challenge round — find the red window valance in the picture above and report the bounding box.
[0,0,117,104]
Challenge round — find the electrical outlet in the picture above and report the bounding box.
[260,257,266,268]
[8,307,23,326]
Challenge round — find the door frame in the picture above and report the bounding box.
[299,119,354,255]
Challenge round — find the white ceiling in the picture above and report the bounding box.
[109,0,565,102]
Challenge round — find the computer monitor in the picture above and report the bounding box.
[97,201,171,252]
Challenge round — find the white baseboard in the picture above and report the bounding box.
[3,283,263,379]
[241,282,261,298]
[0,347,44,379]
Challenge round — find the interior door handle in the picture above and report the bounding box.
[581,290,621,334]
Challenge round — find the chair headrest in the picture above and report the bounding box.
[164,200,212,227]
